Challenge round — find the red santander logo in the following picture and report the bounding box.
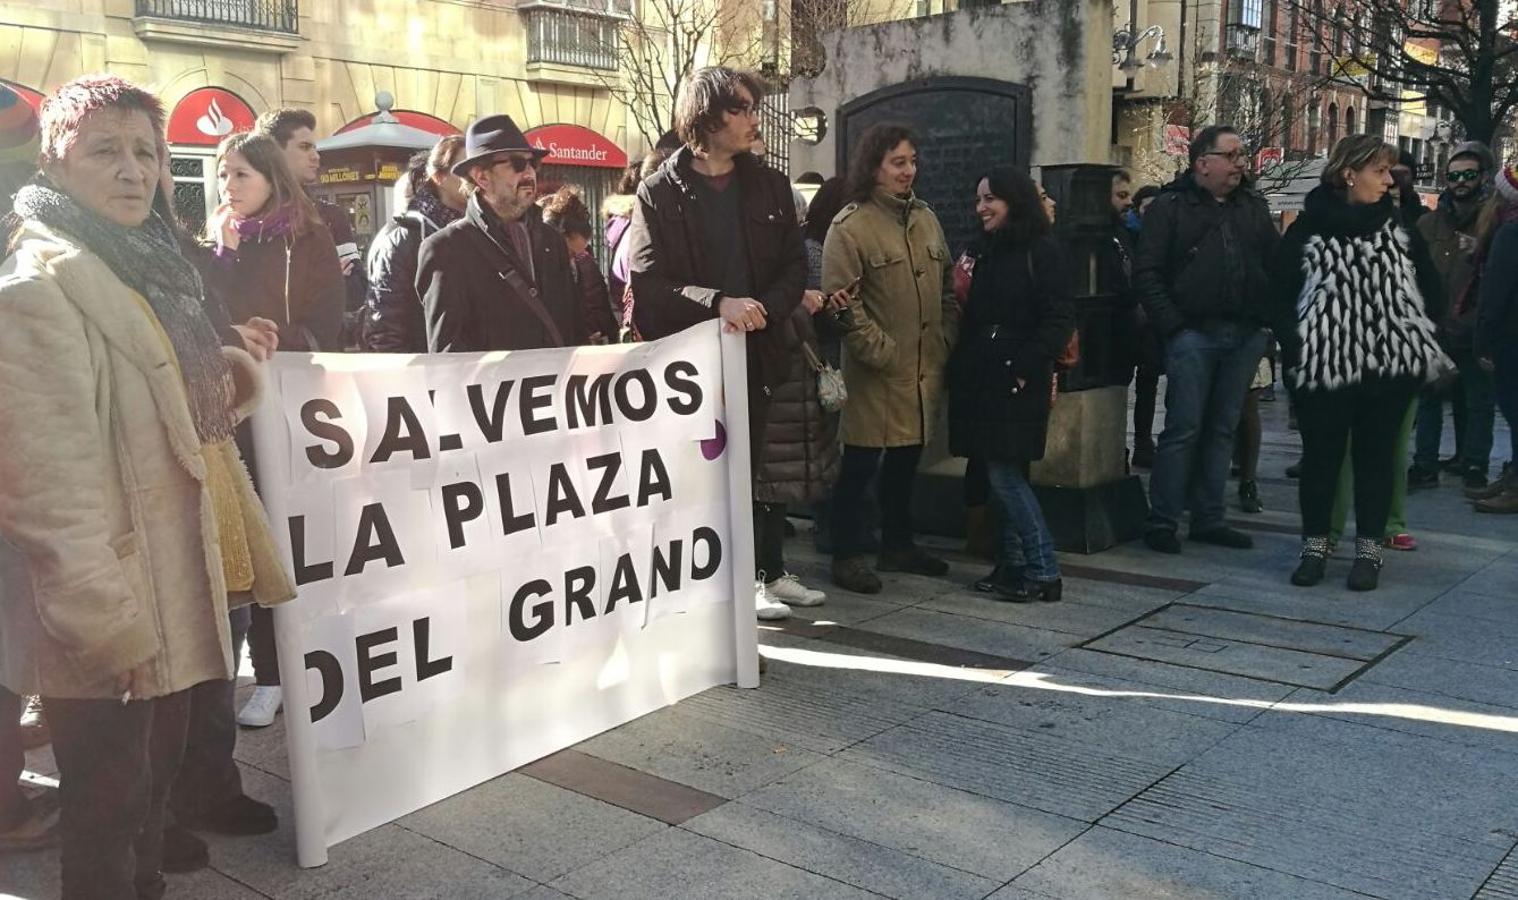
[167,88,257,146]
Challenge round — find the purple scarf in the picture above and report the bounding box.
[230,205,297,245]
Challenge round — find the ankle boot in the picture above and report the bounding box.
[1347,538,1382,591]
[1239,480,1264,513]
[1291,537,1330,586]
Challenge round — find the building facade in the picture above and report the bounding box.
[1,0,642,245]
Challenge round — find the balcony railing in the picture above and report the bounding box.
[522,6,620,71]
[135,0,299,34]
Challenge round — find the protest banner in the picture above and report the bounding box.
[249,321,758,867]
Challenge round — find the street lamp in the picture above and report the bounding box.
[1114,23,1173,71]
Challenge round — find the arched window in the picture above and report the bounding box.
[1308,99,1321,155]
[1346,106,1356,136]
[1327,103,1340,148]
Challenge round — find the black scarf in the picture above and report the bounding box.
[13,180,236,445]
[409,180,462,231]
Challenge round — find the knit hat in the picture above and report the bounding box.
[0,84,40,168]
[1496,165,1518,206]
[1449,140,1496,175]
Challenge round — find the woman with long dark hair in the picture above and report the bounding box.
[948,166,1075,602]
[1271,135,1448,591]
[821,123,958,594]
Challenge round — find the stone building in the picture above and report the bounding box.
[1,0,641,244]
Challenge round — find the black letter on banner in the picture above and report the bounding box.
[356,628,403,701]
[414,618,453,680]
[371,396,432,463]
[344,503,406,575]
[305,650,343,723]
[428,389,464,451]
[664,361,703,414]
[520,374,558,435]
[565,373,614,429]
[289,516,334,585]
[691,527,722,580]
[302,399,355,468]
[651,540,682,598]
[544,463,585,525]
[604,552,644,613]
[467,381,515,443]
[494,472,536,536]
[440,482,484,549]
[564,565,597,624]
[636,449,673,506]
[613,369,657,421]
[587,453,630,514]
[508,579,555,641]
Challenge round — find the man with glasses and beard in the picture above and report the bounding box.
[1411,141,1500,492]
[419,114,585,351]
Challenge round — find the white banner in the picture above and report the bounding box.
[249,322,758,867]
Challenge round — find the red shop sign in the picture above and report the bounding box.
[1,79,45,113]
[337,110,460,136]
[167,88,257,146]
[525,124,627,169]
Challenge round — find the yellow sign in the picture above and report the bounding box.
[377,163,402,183]
[320,167,362,184]
[1332,55,1374,81]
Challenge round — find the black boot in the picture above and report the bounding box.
[1239,480,1264,514]
[1291,537,1330,587]
[1347,538,1382,591]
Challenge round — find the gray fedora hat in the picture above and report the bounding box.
[452,114,549,176]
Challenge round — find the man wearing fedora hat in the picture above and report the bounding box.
[418,113,585,351]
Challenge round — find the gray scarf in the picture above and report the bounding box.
[14,181,237,445]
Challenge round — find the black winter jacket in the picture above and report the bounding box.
[419,197,585,352]
[753,305,841,505]
[948,233,1076,462]
[1476,220,1518,359]
[363,210,446,352]
[1268,186,1446,392]
[625,147,807,392]
[1133,173,1279,338]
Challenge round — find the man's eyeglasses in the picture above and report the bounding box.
[1203,150,1249,164]
[491,154,540,173]
[1446,170,1481,183]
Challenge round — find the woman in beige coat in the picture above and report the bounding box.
[0,75,293,899]
[822,123,959,594]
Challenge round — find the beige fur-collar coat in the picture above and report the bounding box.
[0,221,295,700]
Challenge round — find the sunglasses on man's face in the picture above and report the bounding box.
[492,154,540,174]
[1446,170,1481,183]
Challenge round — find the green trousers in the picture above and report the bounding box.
[1330,397,1417,542]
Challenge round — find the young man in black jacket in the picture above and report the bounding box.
[624,66,809,620]
[418,114,585,351]
[1133,126,1278,553]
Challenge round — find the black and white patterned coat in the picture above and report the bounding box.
[1271,187,1449,393]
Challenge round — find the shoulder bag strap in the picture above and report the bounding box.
[501,265,567,347]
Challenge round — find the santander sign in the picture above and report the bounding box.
[524,124,628,169]
[167,88,257,146]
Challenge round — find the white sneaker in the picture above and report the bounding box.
[755,581,792,621]
[237,686,283,728]
[768,573,825,607]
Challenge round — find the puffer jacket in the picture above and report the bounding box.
[363,187,462,352]
[821,187,958,448]
[753,304,841,504]
[0,221,295,699]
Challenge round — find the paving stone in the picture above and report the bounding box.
[674,677,928,754]
[1474,843,1518,900]
[575,705,827,798]
[207,768,533,899]
[1190,579,1435,632]
[397,772,668,882]
[1272,682,1518,756]
[511,887,577,900]
[999,826,1370,900]
[1360,649,1518,711]
[1032,648,1293,724]
[851,607,1076,663]
[914,588,1148,639]
[756,630,993,710]
[1083,624,1367,690]
[1390,609,1518,671]
[1102,714,1518,899]
[940,672,1244,767]
[550,828,880,900]
[1412,588,1518,627]
[1459,558,1518,599]
[839,710,1172,822]
[231,683,293,781]
[781,588,909,625]
[739,757,1086,881]
[1143,603,1406,660]
[683,802,999,900]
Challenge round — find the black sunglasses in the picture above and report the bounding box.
[1446,170,1481,183]
[491,154,540,173]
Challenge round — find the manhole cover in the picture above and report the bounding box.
[1079,603,1411,692]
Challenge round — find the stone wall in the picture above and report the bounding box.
[787,0,1115,174]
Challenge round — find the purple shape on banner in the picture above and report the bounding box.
[700,420,726,460]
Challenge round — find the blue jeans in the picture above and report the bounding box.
[986,460,1059,581]
[1147,323,1269,534]
[1413,350,1492,472]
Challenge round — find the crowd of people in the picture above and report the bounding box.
[1,65,1516,898]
